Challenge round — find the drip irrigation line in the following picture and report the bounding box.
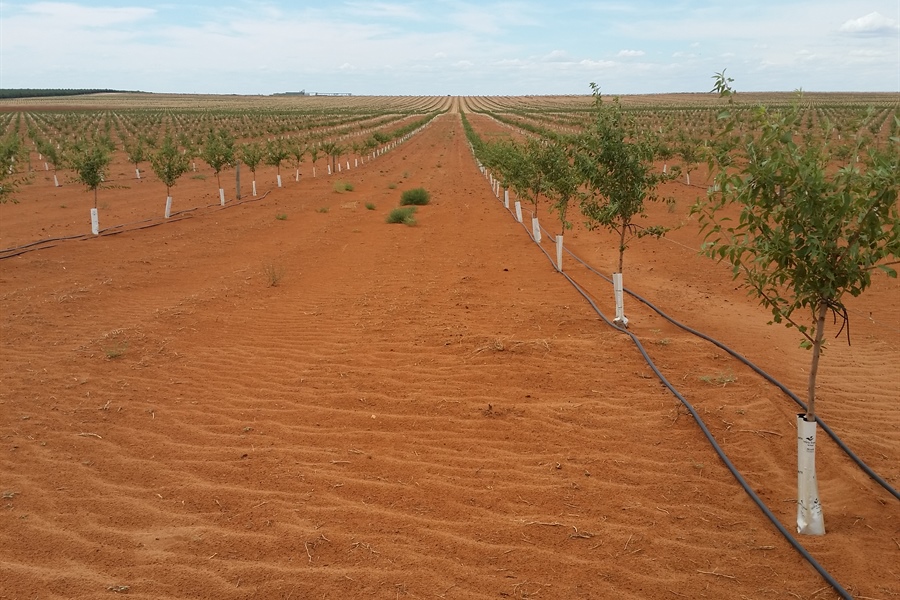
[0,233,85,253]
[562,245,899,502]
[0,191,273,261]
[478,164,852,599]
[569,278,850,600]
[653,232,900,337]
[524,213,898,502]
[0,243,63,259]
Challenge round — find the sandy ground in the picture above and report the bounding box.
[1,107,898,599]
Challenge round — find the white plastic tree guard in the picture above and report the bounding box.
[277,174,282,188]
[797,415,825,535]
[531,216,541,243]
[252,181,257,197]
[90,208,99,235]
[165,196,172,219]
[219,188,225,206]
[514,201,523,223]
[53,174,59,187]
[556,235,564,271]
[613,272,628,327]
[135,168,141,180]
[327,164,332,175]
[504,189,510,209]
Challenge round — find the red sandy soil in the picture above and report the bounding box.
[1,106,898,599]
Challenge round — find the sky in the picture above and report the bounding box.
[1,1,898,96]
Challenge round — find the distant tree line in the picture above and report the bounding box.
[0,89,136,100]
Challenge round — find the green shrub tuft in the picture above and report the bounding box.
[400,187,430,206]
[386,206,417,225]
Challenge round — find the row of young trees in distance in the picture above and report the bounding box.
[0,107,442,207]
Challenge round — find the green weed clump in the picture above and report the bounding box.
[275,213,287,221]
[400,187,430,206]
[364,202,376,210]
[386,206,417,226]
[333,180,353,193]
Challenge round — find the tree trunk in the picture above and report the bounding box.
[806,301,829,421]
[617,222,627,274]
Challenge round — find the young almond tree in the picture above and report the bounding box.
[575,84,672,325]
[150,133,190,218]
[482,138,532,222]
[290,140,306,182]
[542,139,580,235]
[67,136,112,234]
[265,138,290,188]
[319,141,343,174]
[200,128,235,204]
[694,72,900,535]
[308,146,321,177]
[542,138,581,272]
[363,136,378,159]
[239,141,264,196]
[124,135,146,180]
[67,136,111,209]
[36,137,63,187]
[178,132,199,172]
[0,132,24,203]
[677,132,703,186]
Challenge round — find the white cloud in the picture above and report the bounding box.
[579,59,616,69]
[543,50,571,62]
[0,0,895,95]
[20,2,155,26]
[839,12,899,35]
[343,2,425,21]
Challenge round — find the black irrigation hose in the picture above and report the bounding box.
[0,191,273,261]
[561,243,900,502]
[477,169,853,600]
[0,243,64,259]
[0,233,85,253]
